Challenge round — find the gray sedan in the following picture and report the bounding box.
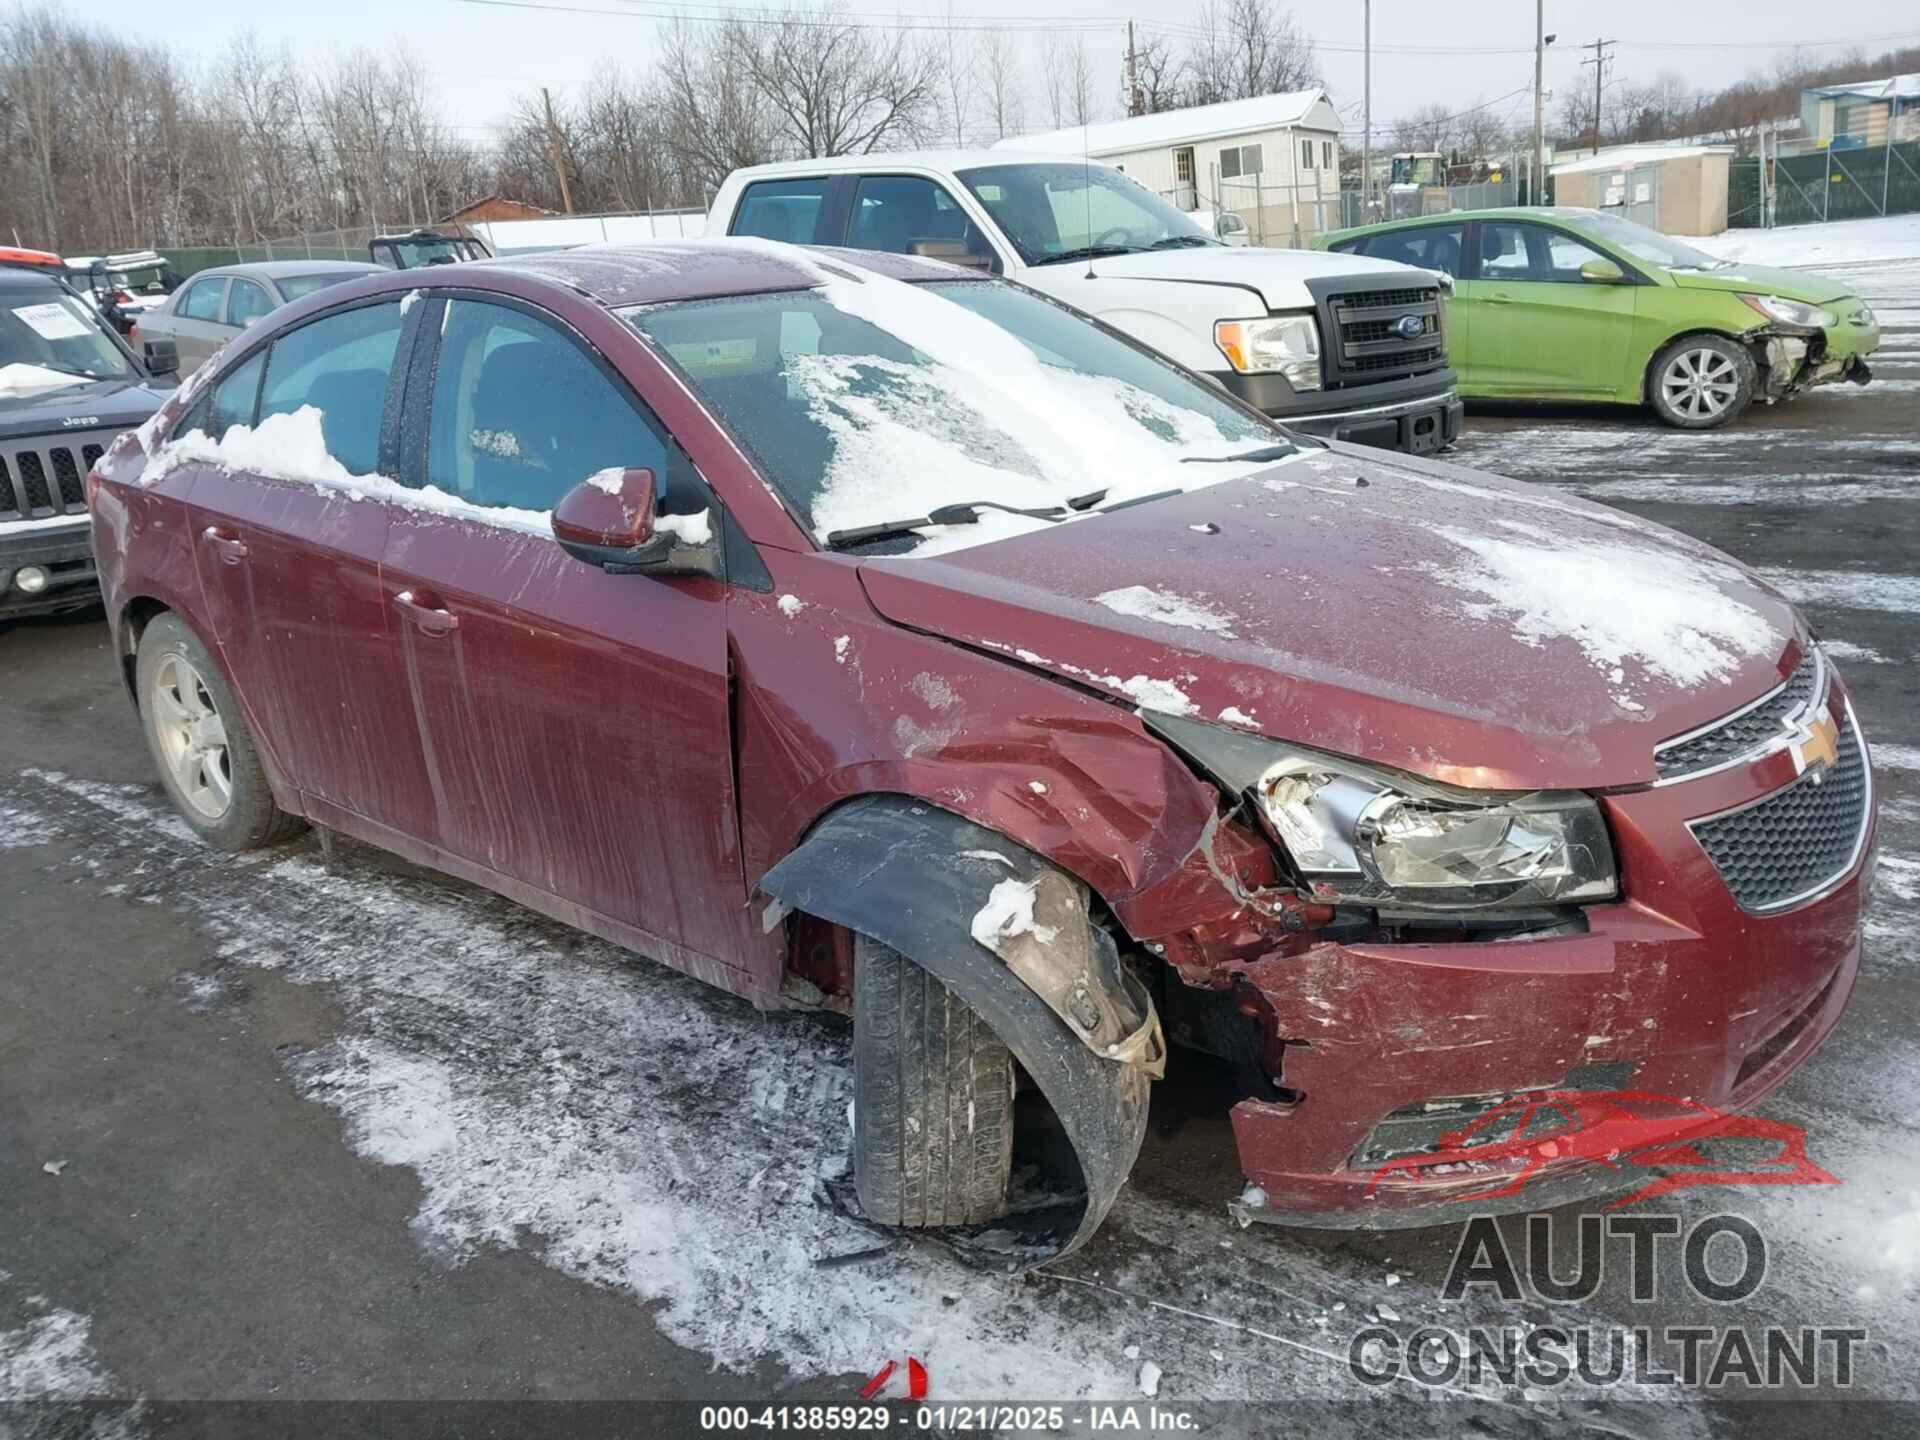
[133,260,385,373]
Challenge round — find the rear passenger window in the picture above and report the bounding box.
[1365,223,1465,277]
[226,279,273,328]
[179,278,225,321]
[258,302,404,476]
[731,178,828,244]
[426,299,684,514]
[208,352,265,440]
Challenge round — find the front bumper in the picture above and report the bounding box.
[1211,369,1463,454]
[0,520,99,619]
[1217,681,1874,1229]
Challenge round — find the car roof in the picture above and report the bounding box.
[462,240,984,308]
[1334,206,1607,239]
[0,266,70,296]
[724,150,1112,182]
[192,260,389,282]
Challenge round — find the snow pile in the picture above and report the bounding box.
[1692,213,1920,269]
[0,363,85,398]
[1095,585,1237,636]
[970,878,1057,949]
[1428,520,1780,707]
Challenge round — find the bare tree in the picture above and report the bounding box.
[936,3,974,146]
[656,18,781,200]
[1185,0,1319,107]
[735,3,942,158]
[1132,32,1186,115]
[976,28,1025,141]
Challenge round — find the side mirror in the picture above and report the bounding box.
[552,467,719,578]
[1579,257,1628,284]
[908,239,994,272]
[144,339,179,377]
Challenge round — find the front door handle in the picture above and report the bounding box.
[200,525,249,564]
[393,589,458,636]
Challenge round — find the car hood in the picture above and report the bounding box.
[1077,245,1439,310]
[857,446,1803,791]
[0,375,169,442]
[1664,262,1856,307]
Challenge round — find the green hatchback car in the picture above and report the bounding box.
[1316,208,1881,429]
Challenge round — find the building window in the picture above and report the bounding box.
[1301,139,1315,169]
[1323,140,1333,170]
[1218,143,1264,179]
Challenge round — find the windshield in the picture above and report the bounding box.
[626,275,1280,554]
[0,288,137,393]
[1575,212,1724,270]
[955,163,1219,266]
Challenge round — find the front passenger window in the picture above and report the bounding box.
[426,299,678,513]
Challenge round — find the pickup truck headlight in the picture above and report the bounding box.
[1214,315,1321,391]
[1739,293,1838,329]
[1146,716,1618,913]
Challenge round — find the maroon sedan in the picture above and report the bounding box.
[88,243,1875,1255]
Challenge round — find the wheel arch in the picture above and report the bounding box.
[1640,325,1761,405]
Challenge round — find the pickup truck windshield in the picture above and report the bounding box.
[626,276,1278,553]
[955,163,1220,267]
[0,287,137,391]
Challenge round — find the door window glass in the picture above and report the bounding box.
[225,279,274,327]
[1539,228,1615,281]
[731,178,829,244]
[1363,223,1465,277]
[1477,222,1614,283]
[258,301,405,475]
[1477,223,1536,278]
[179,277,226,321]
[208,351,266,441]
[846,176,991,266]
[427,299,675,513]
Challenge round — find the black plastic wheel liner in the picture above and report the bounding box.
[758,794,1151,1265]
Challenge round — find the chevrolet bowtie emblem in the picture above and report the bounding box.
[1791,709,1840,776]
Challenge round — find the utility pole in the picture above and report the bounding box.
[1580,38,1613,157]
[1126,21,1143,117]
[542,87,575,215]
[1531,2,1544,205]
[1362,0,1371,221]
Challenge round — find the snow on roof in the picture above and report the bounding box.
[1550,143,1734,177]
[1803,72,1920,103]
[994,89,1332,157]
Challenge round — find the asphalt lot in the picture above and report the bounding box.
[3,255,1917,1435]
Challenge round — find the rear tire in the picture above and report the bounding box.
[136,612,304,852]
[1649,334,1756,429]
[853,933,1014,1228]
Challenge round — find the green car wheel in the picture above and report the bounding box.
[1648,333,1756,430]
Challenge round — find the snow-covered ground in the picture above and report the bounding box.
[1693,212,1920,269]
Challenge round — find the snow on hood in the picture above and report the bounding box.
[0,363,91,399]
[858,447,1799,790]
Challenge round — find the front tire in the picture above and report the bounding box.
[1649,334,1756,429]
[136,612,304,852]
[853,933,1014,1228]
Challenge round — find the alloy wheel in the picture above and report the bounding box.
[150,652,233,820]
[1661,347,1739,420]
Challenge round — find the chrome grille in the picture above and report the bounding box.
[1655,651,1823,781]
[1321,283,1446,389]
[0,428,123,520]
[1690,709,1870,913]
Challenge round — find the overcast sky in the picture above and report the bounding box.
[84,0,1920,150]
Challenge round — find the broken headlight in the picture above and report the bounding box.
[1146,716,1617,913]
[1739,293,1838,329]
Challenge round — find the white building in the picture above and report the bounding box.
[994,90,1344,245]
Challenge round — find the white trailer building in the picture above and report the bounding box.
[993,90,1344,246]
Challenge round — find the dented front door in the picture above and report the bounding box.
[380,293,761,978]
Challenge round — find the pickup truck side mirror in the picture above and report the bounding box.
[908,239,996,272]
[1579,257,1629,284]
[143,339,179,377]
[552,467,719,578]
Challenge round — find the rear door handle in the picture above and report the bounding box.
[393,589,458,636]
[200,525,249,564]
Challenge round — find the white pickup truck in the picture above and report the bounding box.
[707,151,1463,454]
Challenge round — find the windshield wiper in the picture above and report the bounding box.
[825,499,1075,549]
[1148,235,1217,250]
[1032,244,1136,267]
[1180,443,1297,465]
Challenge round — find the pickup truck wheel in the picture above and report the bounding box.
[136,612,304,852]
[1649,334,1755,429]
[853,933,1014,1228]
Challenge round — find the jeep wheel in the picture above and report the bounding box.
[136,612,304,852]
[853,932,1014,1227]
[1650,334,1756,429]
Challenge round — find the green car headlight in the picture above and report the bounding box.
[1147,715,1618,913]
[1739,293,1838,329]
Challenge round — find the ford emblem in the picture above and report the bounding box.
[1394,314,1425,340]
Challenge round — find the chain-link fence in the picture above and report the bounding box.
[1729,140,1920,229]
[1332,178,1532,232]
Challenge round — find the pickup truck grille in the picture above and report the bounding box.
[0,432,114,521]
[1309,278,1449,390]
